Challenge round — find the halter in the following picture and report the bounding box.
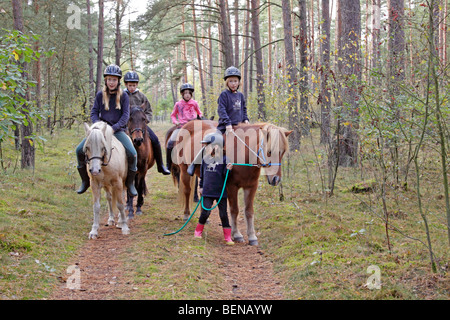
[230,130,282,168]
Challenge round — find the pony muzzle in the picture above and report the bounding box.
[267,175,281,186]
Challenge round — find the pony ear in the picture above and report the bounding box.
[284,130,293,137]
[84,123,90,136]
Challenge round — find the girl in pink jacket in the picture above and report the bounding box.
[167,83,203,171]
[170,83,202,125]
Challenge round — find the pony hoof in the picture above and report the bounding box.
[122,228,130,235]
[89,233,98,240]
[249,240,259,246]
[233,236,245,243]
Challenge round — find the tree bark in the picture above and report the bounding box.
[115,0,123,66]
[336,0,361,167]
[281,0,301,151]
[192,1,207,112]
[243,0,251,101]
[298,0,309,135]
[234,0,240,67]
[12,0,35,169]
[251,0,266,121]
[320,0,331,144]
[86,0,95,114]
[219,0,234,68]
[96,0,105,94]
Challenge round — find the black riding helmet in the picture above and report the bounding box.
[124,71,139,83]
[104,64,122,79]
[224,66,241,80]
[180,83,194,94]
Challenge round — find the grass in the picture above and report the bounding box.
[0,122,448,300]
[253,128,449,300]
[0,125,92,299]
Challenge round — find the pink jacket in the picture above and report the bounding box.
[170,99,203,125]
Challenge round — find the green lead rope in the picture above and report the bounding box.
[163,163,255,236]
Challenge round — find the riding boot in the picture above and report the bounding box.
[76,166,90,194]
[166,147,173,172]
[223,228,235,245]
[126,169,138,197]
[187,146,205,176]
[152,143,170,175]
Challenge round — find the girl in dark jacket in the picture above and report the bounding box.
[194,135,234,245]
[75,64,138,196]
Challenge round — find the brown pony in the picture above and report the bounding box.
[165,119,218,209]
[126,106,155,218]
[169,119,292,245]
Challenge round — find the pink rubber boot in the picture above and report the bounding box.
[194,223,204,238]
[223,228,235,245]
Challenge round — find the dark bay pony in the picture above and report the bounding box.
[126,106,155,218]
[170,119,292,245]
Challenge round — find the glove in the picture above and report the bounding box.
[226,125,233,135]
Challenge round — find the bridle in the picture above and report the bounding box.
[230,129,282,168]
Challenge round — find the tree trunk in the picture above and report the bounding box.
[388,0,405,83]
[281,0,301,151]
[298,0,309,135]
[320,0,331,144]
[251,0,266,121]
[336,0,361,167]
[115,0,123,66]
[371,0,381,78]
[12,0,35,169]
[32,1,41,130]
[234,0,240,67]
[96,0,104,94]
[243,0,251,100]
[219,0,234,68]
[192,1,207,112]
[267,0,273,86]
[86,0,95,114]
[46,8,52,129]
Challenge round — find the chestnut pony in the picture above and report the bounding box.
[167,119,292,245]
[126,106,155,218]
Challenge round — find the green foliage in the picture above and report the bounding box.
[0,29,52,147]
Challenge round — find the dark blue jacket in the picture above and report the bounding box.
[217,89,248,132]
[91,91,130,133]
[199,155,230,199]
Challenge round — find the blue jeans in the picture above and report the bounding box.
[76,130,137,171]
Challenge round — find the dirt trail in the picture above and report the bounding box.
[49,207,284,300]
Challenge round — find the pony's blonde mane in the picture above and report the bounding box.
[84,122,114,162]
